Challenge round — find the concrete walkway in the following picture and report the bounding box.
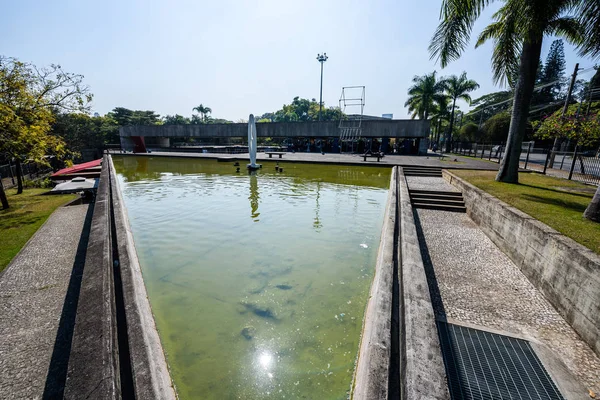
[0,202,92,399]
[409,177,600,395]
[111,150,499,170]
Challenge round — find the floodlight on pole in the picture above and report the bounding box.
[316,53,328,121]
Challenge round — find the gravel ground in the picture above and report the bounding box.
[414,208,600,394]
[404,176,459,192]
[0,203,91,399]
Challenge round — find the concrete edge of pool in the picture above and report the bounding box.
[108,156,177,399]
[352,166,450,399]
[64,155,452,399]
[351,167,397,399]
[63,155,176,399]
[397,167,449,399]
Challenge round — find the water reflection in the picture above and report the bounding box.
[249,172,260,221]
[313,181,322,230]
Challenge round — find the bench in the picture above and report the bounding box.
[362,152,384,162]
[266,152,286,159]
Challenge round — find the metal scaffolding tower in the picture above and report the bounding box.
[338,86,365,152]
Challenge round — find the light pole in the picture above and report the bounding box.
[316,53,328,121]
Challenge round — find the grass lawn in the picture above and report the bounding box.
[0,188,76,272]
[452,170,600,254]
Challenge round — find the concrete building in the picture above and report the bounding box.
[119,119,431,155]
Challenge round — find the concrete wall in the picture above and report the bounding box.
[65,155,119,399]
[444,170,600,357]
[352,167,397,399]
[352,167,450,399]
[119,119,430,139]
[64,156,176,399]
[108,156,176,399]
[398,168,449,399]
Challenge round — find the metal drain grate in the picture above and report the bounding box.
[437,322,564,400]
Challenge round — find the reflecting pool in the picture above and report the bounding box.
[113,156,391,399]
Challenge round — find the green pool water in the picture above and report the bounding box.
[113,156,391,399]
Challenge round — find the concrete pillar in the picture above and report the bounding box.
[333,138,340,153]
[157,137,170,148]
[381,138,390,153]
[120,136,134,152]
[418,138,428,155]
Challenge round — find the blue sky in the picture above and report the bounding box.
[1,0,597,121]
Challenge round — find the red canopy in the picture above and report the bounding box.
[52,159,102,177]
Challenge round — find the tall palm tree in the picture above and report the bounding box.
[430,0,600,183]
[430,95,452,148]
[193,104,212,122]
[443,72,479,151]
[404,72,447,120]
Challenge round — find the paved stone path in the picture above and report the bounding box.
[409,177,600,394]
[111,150,499,170]
[405,176,459,192]
[0,203,91,399]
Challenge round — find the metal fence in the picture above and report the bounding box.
[0,162,53,190]
[450,142,600,186]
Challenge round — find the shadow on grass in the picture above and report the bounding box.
[520,193,588,213]
[0,212,44,230]
[515,182,592,199]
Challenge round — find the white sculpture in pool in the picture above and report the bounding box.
[247,114,261,170]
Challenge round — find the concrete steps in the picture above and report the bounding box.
[409,189,466,213]
[403,166,443,177]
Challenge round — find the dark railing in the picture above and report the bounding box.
[0,161,53,190]
[449,142,600,186]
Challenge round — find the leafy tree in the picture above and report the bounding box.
[458,122,480,142]
[274,106,299,122]
[163,114,190,125]
[312,104,344,121]
[468,90,513,125]
[0,56,91,204]
[108,107,160,126]
[535,102,600,222]
[191,114,203,125]
[270,97,344,122]
[51,113,118,159]
[591,67,600,101]
[208,118,232,124]
[443,72,480,151]
[535,39,567,104]
[257,112,275,122]
[579,66,600,103]
[431,95,452,146]
[534,102,600,147]
[193,104,212,122]
[430,0,600,183]
[290,97,312,121]
[404,71,448,120]
[482,112,512,142]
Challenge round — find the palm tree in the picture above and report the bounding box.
[443,72,479,151]
[430,0,600,183]
[193,104,212,122]
[430,95,452,148]
[584,186,600,222]
[404,72,448,120]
